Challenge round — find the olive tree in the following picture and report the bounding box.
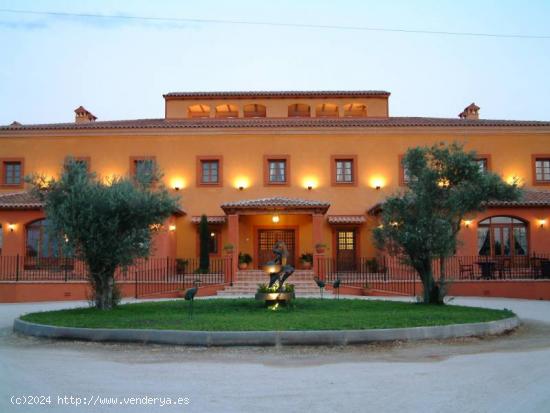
[373,142,521,304]
[28,160,180,310]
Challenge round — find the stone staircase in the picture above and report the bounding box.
[217,269,330,297]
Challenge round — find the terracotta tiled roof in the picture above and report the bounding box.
[367,189,550,215]
[221,197,330,213]
[191,215,226,224]
[487,189,550,207]
[2,117,550,132]
[327,215,366,224]
[163,90,391,99]
[0,190,186,215]
[0,191,43,209]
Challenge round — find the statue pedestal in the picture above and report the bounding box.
[255,292,295,306]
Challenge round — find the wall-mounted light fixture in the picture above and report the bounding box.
[235,178,249,191]
[370,177,385,190]
[8,223,16,232]
[171,178,184,191]
[272,215,280,223]
[303,178,317,191]
[463,220,473,228]
[210,232,215,237]
[168,225,177,232]
[538,219,547,228]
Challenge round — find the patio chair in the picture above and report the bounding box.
[459,260,474,279]
[496,258,512,279]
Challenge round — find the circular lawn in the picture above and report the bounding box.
[20,298,514,331]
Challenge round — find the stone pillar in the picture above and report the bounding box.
[227,214,239,283]
[312,213,325,279]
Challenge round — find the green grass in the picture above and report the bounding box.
[20,299,515,331]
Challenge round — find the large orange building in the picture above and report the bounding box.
[1,90,550,280]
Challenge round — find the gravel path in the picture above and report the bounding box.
[1,297,549,412]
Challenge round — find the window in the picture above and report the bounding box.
[243,104,266,118]
[343,103,367,117]
[264,155,290,185]
[130,157,156,181]
[533,156,550,184]
[197,156,223,186]
[331,156,357,186]
[208,230,220,254]
[215,104,239,118]
[477,216,528,257]
[65,156,90,172]
[288,103,310,117]
[187,104,210,118]
[315,103,338,118]
[399,155,412,186]
[26,219,62,259]
[1,159,23,187]
[202,161,219,183]
[475,155,490,173]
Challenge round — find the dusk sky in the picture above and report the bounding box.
[1,0,549,124]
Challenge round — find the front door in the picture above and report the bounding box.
[257,229,296,267]
[336,229,357,271]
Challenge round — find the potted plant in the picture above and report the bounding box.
[238,252,253,270]
[300,253,313,269]
[223,243,234,255]
[175,258,188,275]
[315,243,327,254]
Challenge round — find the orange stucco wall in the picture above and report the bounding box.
[1,124,550,260]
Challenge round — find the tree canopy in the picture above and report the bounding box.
[373,142,521,304]
[28,160,180,309]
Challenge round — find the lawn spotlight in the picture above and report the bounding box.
[332,278,341,299]
[184,279,201,318]
[314,277,326,299]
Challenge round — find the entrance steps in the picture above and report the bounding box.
[217,269,332,297]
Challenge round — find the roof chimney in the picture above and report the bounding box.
[458,103,480,120]
[74,106,97,123]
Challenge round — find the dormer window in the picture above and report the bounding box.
[316,103,339,118]
[288,104,310,117]
[343,103,367,117]
[244,104,266,118]
[187,104,211,118]
[215,104,239,118]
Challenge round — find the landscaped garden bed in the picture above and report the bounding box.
[20,299,514,331]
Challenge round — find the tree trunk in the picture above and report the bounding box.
[417,258,434,304]
[92,271,115,310]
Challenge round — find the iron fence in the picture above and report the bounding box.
[0,255,232,298]
[317,253,550,296]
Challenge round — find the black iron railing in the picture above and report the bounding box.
[0,255,233,297]
[317,253,550,296]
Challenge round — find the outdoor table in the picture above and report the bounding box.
[476,261,496,280]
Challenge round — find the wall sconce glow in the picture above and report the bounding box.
[168,225,177,231]
[272,215,280,223]
[370,177,385,190]
[463,220,473,228]
[506,175,522,186]
[538,219,547,228]
[210,232,215,237]
[150,223,162,232]
[303,178,317,190]
[235,177,249,191]
[8,223,16,232]
[171,178,185,191]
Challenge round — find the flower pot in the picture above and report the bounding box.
[238,262,248,270]
[224,248,234,255]
[315,246,326,254]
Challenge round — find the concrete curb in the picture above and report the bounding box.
[13,316,520,347]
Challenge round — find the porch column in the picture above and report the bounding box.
[227,213,239,283]
[312,213,325,279]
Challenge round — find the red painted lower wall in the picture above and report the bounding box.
[0,282,225,303]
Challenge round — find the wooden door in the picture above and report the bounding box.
[336,229,357,271]
[257,229,296,267]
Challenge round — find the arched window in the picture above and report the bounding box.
[243,104,266,118]
[187,104,211,118]
[288,103,310,117]
[315,103,339,118]
[477,216,528,257]
[26,219,62,259]
[343,103,367,117]
[215,104,239,118]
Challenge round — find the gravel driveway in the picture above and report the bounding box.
[1,297,549,413]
